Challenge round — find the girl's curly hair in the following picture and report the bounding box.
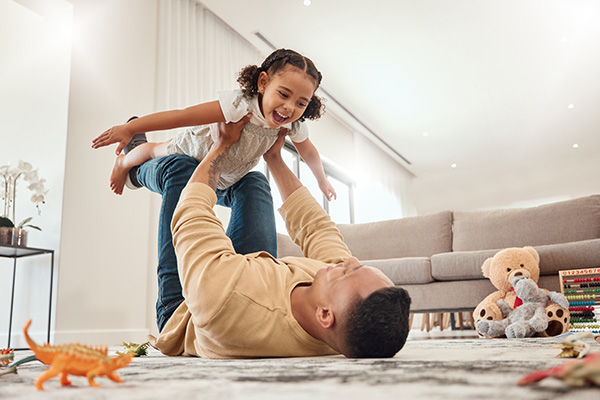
[237,49,325,121]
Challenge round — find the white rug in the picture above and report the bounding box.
[2,335,600,400]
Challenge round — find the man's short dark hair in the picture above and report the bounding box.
[343,286,411,358]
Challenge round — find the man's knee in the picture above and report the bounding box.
[138,154,198,190]
[160,155,198,186]
[237,171,271,194]
[162,154,198,175]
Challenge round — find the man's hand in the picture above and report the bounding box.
[211,113,251,149]
[263,128,287,163]
[188,114,251,190]
[92,124,134,155]
[263,128,302,202]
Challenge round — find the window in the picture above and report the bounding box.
[257,140,355,233]
[328,176,352,224]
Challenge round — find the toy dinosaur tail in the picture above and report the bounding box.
[23,319,39,351]
[517,364,565,386]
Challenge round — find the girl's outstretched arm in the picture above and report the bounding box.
[92,101,226,155]
[293,138,337,201]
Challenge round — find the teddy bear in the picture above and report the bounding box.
[476,276,569,338]
[473,246,570,337]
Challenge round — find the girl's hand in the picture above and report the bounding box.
[92,124,134,155]
[319,179,337,201]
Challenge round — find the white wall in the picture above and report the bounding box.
[410,154,600,214]
[56,0,159,344]
[0,0,72,347]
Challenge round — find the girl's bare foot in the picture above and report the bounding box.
[110,155,129,195]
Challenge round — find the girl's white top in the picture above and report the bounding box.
[168,89,309,190]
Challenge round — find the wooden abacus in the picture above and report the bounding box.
[559,267,600,334]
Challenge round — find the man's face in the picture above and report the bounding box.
[313,257,394,311]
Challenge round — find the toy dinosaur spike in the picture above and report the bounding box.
[23,319,133,390]
[117,341,150,357]
[0,349,14,366]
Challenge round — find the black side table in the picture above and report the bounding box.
[0,244,54,350]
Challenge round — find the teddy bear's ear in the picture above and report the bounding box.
[523,246,539,263]
[481,257,493,277]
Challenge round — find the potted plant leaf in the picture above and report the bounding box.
[0,216,41,246]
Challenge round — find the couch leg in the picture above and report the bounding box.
[420,313,433,332]
[468,312,475,329]
[421,313,427,331]
[442,313,451,330]
[457,312,465,330]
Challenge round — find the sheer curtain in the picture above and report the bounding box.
[155,0,262,127]
[353,132,415,222]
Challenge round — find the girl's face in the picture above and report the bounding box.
[257,65,317,129]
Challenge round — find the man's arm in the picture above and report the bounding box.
[264,132,351,263]
[263,132,302,201]
[170,115,253,328]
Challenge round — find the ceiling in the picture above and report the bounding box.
[201,0,600,179]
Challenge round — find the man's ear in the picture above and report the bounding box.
[316,306,335,329]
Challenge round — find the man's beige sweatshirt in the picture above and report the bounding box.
[150,183,352,358]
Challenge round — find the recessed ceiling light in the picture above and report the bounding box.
[423,132,429,137]
[573,143,579,149]
[560,37,568,43]
[568,104,575,109]
[451,163,457,168]
[303,0,311,5]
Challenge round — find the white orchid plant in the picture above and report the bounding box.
[0,160,48,231]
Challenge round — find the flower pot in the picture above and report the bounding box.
[0,227,28,246]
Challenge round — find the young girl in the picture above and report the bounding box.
[92,48,336,200]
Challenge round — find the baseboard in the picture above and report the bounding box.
[2,328,151,347]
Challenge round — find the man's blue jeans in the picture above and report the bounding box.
[136,154,278,332]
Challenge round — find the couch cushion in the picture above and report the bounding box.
[431,250,499,281]
[431,238,600,281]
[277,233,303,257]
[400,280,497,312]
[363,258,433,285]
[277,234,433,285]
[337,211,453,260]
[535,238,600,276]
[452,195,600,251]
[401,274,560,313]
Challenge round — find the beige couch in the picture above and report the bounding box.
[277,194,600,313]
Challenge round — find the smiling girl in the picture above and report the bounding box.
[92,48,336,199]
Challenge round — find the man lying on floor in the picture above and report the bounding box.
[147,117,411,359]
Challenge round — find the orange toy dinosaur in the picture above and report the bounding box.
[23,319,133,390]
